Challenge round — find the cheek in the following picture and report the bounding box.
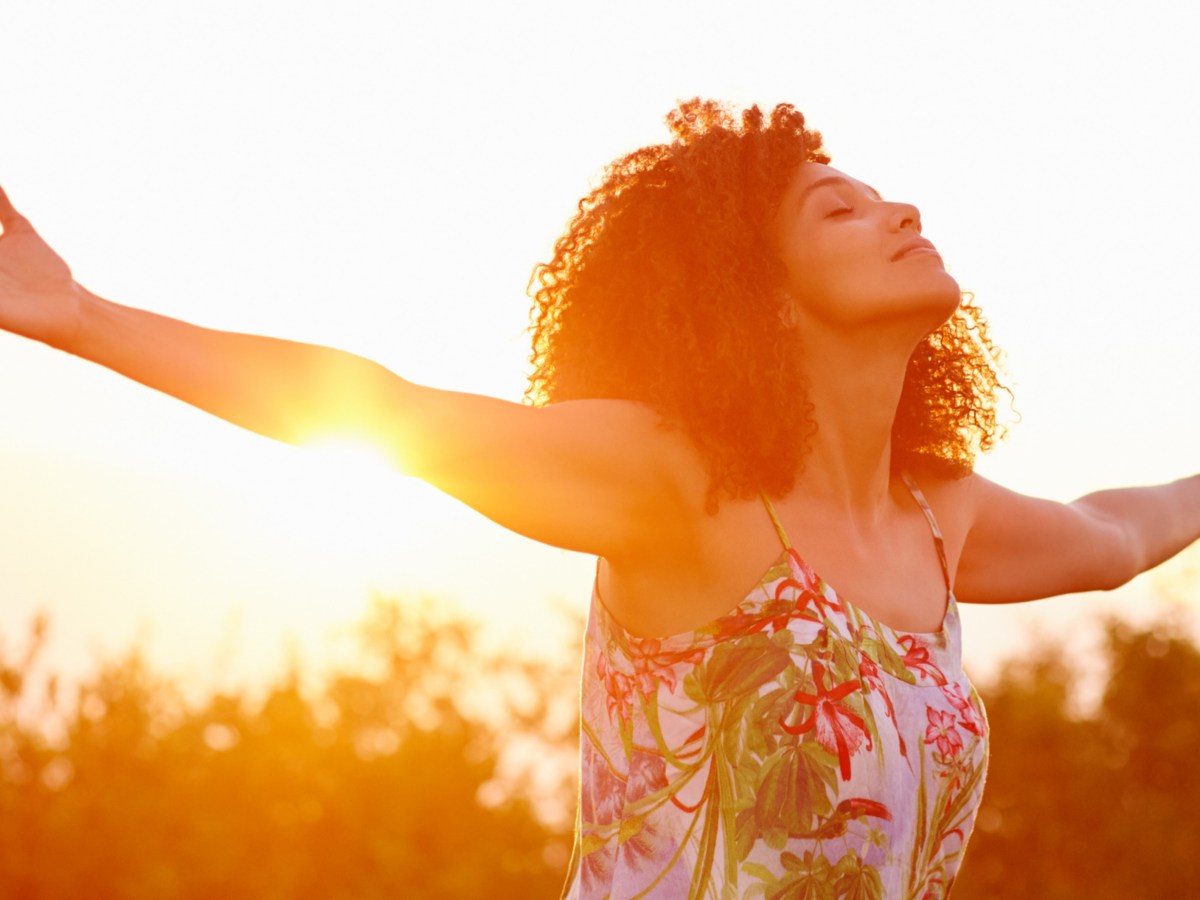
[780,242,834,295]
[783,249,871,311]
[779,227,875,298]
[784,252,958,330]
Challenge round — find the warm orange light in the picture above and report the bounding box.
[302,436,399,482]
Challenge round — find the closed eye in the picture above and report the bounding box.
[824,206,853,218]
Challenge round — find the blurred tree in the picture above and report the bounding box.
[0,599,577,899]
[4,598,1199,899]
[953,610,1200,899]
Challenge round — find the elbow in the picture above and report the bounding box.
[1096,565,1136,593]
[1096,527,1143,592]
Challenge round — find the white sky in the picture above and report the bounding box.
[1,0,1198,692]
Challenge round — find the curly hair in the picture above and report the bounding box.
[527,99,1008,506]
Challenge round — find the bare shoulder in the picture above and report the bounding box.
[401,391,711,560]
[906,468,1002,517]
[536,398,714,553]
[537,397,679,445]
[900,469,985,567]
[535,399,707,488]
[931,470,1130,603]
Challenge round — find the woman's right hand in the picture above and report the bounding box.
[0,185,85,349]
[0,185,703,570]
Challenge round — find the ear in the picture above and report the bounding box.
[778,295,801,329]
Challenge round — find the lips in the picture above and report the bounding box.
[890,236,940,262]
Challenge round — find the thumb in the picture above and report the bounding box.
[0,184,32,235]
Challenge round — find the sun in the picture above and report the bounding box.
[274,436,438,562]
[302,436,400,484]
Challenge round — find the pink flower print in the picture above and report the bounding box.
[578,743,675,890]
[935,751,973,801]
[626,637,704,696]
[786,548,821,586]
[779,661,870,780]
[578,738,622,893]
[779,549,844,618]
[583,747,667,824]
[579,736,625,826]
[899,634,948,686]
[581,840,614,894]
[626,748,668,804]
[858,654,881,690]
[597,639,703,726]
[939,680,970,715]
[925,707,964,760]
[711,551,839,640]
[713,591,823,641]
[859,654,907,758]
[940,681,986,737]
[597,654,636,726]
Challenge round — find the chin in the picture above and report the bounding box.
[917,276,964,327]
[933,289,965,326]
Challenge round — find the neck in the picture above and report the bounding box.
[792,321,920,520]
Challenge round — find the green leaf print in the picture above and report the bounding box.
[771,850,838,900]
[745,685,795,760]
[831,849,884,900]
[734,807,760,871]
[753,744,830,840]
[689,635,791,704]
[860,635,917,685]
[827,638,863,685]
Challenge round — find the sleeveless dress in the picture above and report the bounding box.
[562,475,989,899]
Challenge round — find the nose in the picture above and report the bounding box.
[888,202,921,233]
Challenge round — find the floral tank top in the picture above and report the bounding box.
[562,475,989,899]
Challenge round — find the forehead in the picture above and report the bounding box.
[782,163,881,204]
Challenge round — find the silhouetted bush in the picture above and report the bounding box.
[2,601,1198,898]
[0,600,577,899]
[954,612,1200,899]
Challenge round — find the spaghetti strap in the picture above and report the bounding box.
[900,471,952,594]
[569,478,988,898]
[760,493,793,552]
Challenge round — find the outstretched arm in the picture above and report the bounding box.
[954,473,1200,604]
[0,186,700,558]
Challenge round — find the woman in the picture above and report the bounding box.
[1,100,1196,898]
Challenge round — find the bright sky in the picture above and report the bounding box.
[2,1,1198,693]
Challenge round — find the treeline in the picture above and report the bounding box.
[0,601,576,900]
[953,612,1200,899]
[1,599,1198,898]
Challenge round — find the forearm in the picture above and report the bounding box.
[1073,474,1200,583]
[60,290,411,452]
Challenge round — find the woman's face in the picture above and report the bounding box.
[773,163,961,331]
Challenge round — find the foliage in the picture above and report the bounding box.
[953,612,1200,899]
[2,600,1198,898]
[0,600,577,900]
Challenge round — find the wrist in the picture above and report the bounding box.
[50,285,98,355]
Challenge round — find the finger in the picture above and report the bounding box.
[0,184,31,234]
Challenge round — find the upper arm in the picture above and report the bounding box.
[134,326,703,560]
[954,474,1135,604]
[362,375,704,560]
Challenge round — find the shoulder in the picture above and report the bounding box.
[538,399,706,484]
[541,398,714,546]
[933,471,1132,602]
[901,467,978,514]
[903,468,998,521]
[898,469,985,571]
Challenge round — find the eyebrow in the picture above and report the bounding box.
[797,175,883,208]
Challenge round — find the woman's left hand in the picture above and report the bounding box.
[0,185,86,350]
